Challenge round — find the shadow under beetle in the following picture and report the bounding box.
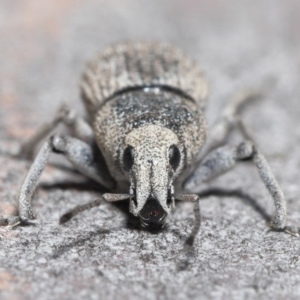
[1,41,299,242]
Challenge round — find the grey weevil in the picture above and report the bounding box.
[1,41,299,242]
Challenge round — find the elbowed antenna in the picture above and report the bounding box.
[59,194,130,224]
[175,194,201,246]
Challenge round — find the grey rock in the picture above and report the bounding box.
[0,1,300,299]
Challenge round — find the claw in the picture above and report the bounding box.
[0,216,21,228]
[0,215,40,228]
[20,217,39,226]
[284,226,300,237]
[0,217,9,226]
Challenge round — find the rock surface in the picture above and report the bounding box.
[0,1,300,299]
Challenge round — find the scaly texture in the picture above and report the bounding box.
[93,89,206,189]
[81,41,208,117]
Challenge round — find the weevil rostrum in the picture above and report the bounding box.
[1,41,299,242]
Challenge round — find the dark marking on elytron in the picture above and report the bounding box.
[96,84,196,112]
[113,90,196,132]
[94,84,195,116]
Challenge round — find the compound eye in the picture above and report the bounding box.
[169,145,181,171]
[123,146,135,171]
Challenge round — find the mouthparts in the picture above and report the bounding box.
[138,198,167,229]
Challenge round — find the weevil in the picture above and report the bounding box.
[1,41,299,241]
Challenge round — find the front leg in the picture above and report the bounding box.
[1,135,115,226]
[184,141,299,235]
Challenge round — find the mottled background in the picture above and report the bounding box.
[1,1,300,299]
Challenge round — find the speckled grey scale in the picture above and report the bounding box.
[93,89,206,190]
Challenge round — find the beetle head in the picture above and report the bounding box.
[121,125,184,229]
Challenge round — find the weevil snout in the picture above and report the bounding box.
[122,125,183,228]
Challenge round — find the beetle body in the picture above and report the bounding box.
[81,42,208,227]
[2,41,294,237]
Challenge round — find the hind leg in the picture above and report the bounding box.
[196,90,260,161]
[19,103,94,159]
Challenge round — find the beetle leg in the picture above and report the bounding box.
[197,90,260,161]
[1,134,115,226]
[0,216,22,227]
[20,103,94,159]
[184,140,299,236]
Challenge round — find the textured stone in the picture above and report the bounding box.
[1,1,300,299]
